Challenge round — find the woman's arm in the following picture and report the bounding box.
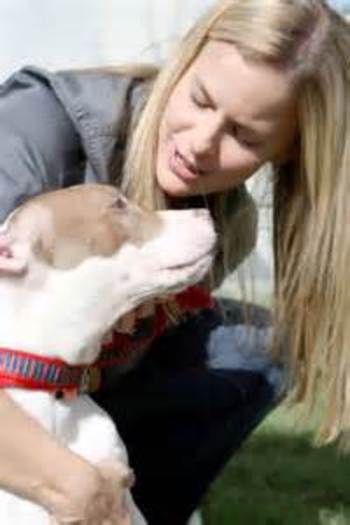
[0,388,130,524]
[0,390,106,519]
[0,67,83,221]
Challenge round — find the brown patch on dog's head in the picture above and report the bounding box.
[9,184,162,269]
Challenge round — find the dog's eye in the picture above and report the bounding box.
[112,195,128,211]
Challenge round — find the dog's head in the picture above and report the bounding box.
[0,184,216,362]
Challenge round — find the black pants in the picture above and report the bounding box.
[94,303,284,525]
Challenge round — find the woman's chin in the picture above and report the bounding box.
[157,170,195,198]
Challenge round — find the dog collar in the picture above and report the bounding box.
[0,347,100,398]
[0,286,214,398]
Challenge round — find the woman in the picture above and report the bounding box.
[0,0,348,523]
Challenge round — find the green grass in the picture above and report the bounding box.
[202,403,350,524]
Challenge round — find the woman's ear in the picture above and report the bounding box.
[0,234,29,275]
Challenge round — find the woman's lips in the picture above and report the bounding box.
[168,143,201,182]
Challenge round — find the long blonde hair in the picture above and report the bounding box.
[123,0,350,444]
[272,6,350,445]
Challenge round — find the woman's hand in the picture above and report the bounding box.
[115,301,156,334]
[0,390,130,524]
[114,297,175,334]
[47,459,133,525]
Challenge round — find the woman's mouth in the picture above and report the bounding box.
[168,144,202,182]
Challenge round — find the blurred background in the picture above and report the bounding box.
[1,0,349,303]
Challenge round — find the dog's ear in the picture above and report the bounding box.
[0,233,29,275]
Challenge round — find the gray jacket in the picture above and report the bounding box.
[0,66,257,283]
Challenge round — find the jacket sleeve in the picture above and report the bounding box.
[0,69,83,222]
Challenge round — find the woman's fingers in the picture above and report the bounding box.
[156,294,175,304]
[95,460,134,524]
[115,311,137,334]
[115,294,176,335]
[136,301,155,319]
[115,301,155,334]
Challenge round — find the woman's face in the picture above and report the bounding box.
[157,40,298,197]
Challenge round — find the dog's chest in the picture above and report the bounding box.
[7,388,126,464]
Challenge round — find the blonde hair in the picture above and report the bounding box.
[272,7,350,445]
[122,0,350,444]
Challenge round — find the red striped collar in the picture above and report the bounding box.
[0,286,214,397]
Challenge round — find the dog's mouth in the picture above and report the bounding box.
[163,246,216,272]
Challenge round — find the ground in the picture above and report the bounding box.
[203,403,350,524]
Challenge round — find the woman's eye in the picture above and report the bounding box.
[229,125,259,148]
[237,135,256,148]
[240,136,260,149]
[191,93,209,108]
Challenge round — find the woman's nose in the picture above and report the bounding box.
[191,116,222,158]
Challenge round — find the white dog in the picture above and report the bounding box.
[0,184,216,524]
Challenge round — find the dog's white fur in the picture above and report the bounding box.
[0,184,216,524]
